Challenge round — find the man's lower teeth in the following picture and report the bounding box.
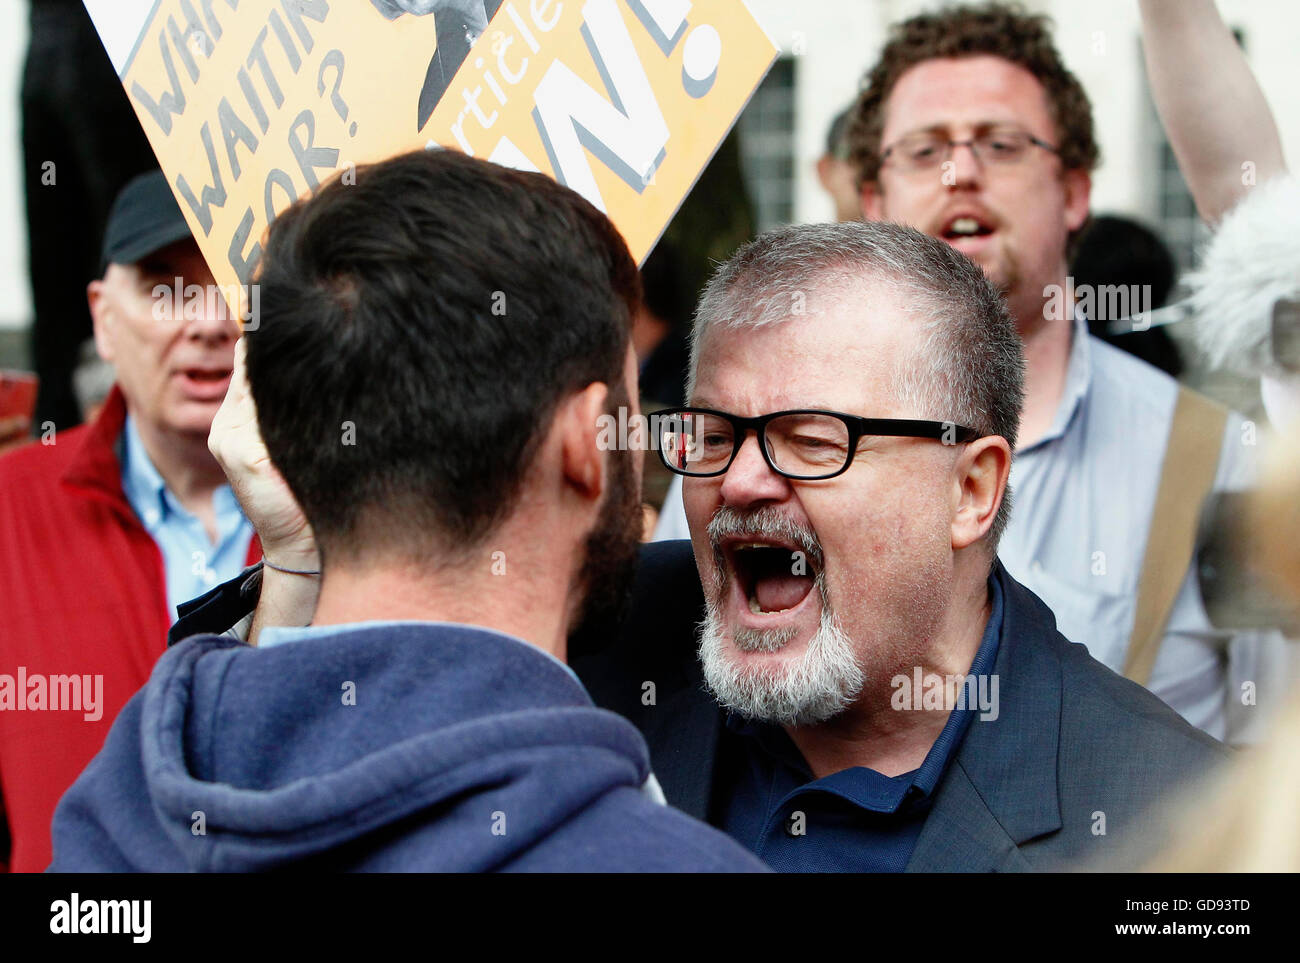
[747,593,789,615]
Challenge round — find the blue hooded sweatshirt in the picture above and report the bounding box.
[49,623,766,872]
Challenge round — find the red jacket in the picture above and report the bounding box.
[0,387,259,871]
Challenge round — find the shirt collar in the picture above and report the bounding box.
[119,413,247,534]
[120,413,171,526]
[1019,311,1093,454]
[258,619,585,687]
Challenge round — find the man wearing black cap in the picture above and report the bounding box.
[0,170,258,872]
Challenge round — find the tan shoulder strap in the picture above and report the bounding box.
[1123,386,1229,686]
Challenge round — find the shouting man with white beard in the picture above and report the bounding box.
[173,217,1228,872]
[636,221,1224,870]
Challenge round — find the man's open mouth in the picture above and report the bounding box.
[941,214,995,240]
[724,539,817,615]
[174,366,234,401]
[181,368,231,383]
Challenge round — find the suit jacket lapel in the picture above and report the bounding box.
[907,760,1033,871]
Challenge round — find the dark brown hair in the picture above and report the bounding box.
[247,149,640,564]
[846,2,1100,186]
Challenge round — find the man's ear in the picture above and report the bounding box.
[951,435,1012,550]
[558,381,611,503]
[860,178,885,221]
[87,280,115,363]
[817,155,851,199]
[1062,167,1091,233]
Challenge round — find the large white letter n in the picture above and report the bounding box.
[531,0,670,212]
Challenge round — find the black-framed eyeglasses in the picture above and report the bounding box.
[881,126,1059,173]
[655,407,982,481]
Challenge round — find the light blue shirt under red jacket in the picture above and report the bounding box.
[120,414,253,620]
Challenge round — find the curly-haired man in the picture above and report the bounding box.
[843,3,1273,743]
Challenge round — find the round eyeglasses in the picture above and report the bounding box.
[881,127,1059,173]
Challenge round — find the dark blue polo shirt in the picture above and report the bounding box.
[719,575,1004,872]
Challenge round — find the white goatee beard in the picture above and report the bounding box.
[697,593,865,727]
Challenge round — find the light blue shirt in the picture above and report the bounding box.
[120,415,255,619]
[996,315,1261,741]
[653,315,1280,741]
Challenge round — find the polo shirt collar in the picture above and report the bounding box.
[724,570,1005,811]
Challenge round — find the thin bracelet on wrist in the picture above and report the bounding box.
[262,558,322,577]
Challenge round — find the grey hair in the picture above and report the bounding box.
[687,220,1025,547]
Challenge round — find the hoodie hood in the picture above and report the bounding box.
[57,623,660,872]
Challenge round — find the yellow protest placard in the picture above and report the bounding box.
[85,0,777,315]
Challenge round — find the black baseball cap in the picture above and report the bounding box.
[100,170,194,269]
